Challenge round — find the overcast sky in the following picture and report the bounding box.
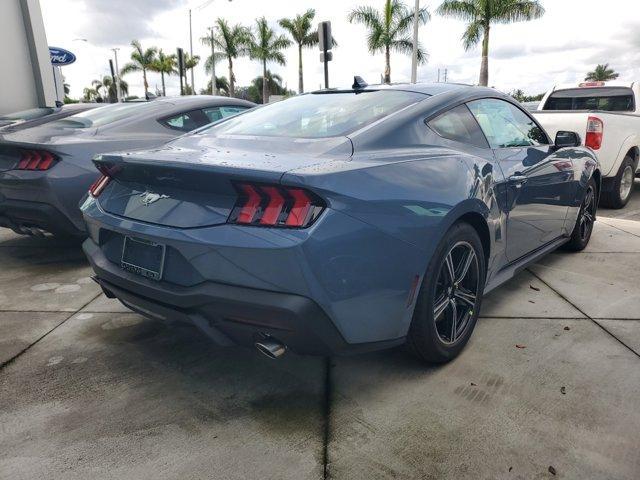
[40,0,640,99]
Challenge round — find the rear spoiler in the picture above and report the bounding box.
[93,152,284,192]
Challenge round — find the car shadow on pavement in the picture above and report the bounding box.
[68,312,327,434]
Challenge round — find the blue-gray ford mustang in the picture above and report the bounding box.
[81,82,600,362]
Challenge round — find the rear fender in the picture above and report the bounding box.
[612,136,639,175]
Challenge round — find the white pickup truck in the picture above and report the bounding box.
[533,81,640,208]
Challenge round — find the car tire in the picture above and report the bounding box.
[407,222,486,363]
[563,177,597,252]
[600,155,635,209]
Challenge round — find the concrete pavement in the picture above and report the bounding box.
[0,213,638,479]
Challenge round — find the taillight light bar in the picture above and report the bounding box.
[15,149,58,171]
[89,174,111,197]
[228,182,325,228]
[585,116,603,150]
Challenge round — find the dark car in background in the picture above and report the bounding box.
[81,82,600,363]
[0,96,254,237]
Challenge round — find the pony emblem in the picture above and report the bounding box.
[139,191,169,206]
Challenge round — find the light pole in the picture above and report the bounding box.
[411,0,420,83]
[188,0,232,96]
[189,8,195,94]
[112,48,122,102]
[208,27,217,95]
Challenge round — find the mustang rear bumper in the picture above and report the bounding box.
[0,197,81,236]
[83,238,405,356]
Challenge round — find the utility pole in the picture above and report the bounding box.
[112,48,121,102]
[188,9,196,94]
[208,26,217,95]
[177,47,185,96]
[411,0,420,83]
[318,21,333,89]
[443,68,448,82]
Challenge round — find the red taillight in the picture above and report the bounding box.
[15,149,58,171]
[89,174,111,197]
[585,116,603,150]
[228,182,324,228]
[285,189,314,227]
[259,186,286,225]
[237,184,262,223]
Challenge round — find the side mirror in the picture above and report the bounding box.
[555,131,581,148]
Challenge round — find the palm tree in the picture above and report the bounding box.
[82,87,99,102]
[279,9,337,94]
[202,19,250,97]
[200,76,230,96]
[235,72,290,104]
[101,75,129,102]
[436,0,545,86]
[248,17,292,103]
[510,88,525,102]
[585,64,619,82]
[150,49,177,96]
[183,53,200,93]
[348,0,429,84]
[91,79,104,100]
[121,40,158,98]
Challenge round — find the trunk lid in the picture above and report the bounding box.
[93,133,352,229]
[0,122,97,172]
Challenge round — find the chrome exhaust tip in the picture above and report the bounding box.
[255,337,287,359]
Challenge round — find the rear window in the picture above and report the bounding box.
[543,87,635,112]
[210,90,426,138]
[53,102,160,128]
[0,107,55,121]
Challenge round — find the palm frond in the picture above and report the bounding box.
[366,24,385,52]
[204,52,227,74]
[435,0,480,22]
[394,6,430,34]
[462,19,483,50]
[348,5,382,30]
[268,51,287,66]
[392,37,428,63]
[492,0,545,24]
[120,62,141,75]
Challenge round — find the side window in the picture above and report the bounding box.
[427,104,489,148]
[160,109,208,132]
[467,98,548,148]
[202,106,249,124]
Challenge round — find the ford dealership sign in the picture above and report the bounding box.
[49,47,76,66]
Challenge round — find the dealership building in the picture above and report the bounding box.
[0,0,62,115]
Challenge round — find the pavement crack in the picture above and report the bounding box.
[0,292,102,372]
[526,268,640,359]
[322,356,333,480]
[597,219,640,239]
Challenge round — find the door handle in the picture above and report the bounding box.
[509,174,528,187]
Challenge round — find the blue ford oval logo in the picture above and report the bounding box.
[49,47,76,66]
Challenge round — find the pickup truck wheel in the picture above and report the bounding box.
[407,222,485,363]
[601,156,634,209]
[563,178,597,251]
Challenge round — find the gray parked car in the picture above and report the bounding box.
[0,96,255,237]
[0,103,99,133]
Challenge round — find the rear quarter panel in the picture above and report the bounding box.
[281,97,509,342]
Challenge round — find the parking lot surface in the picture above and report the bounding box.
[1,181,639,479]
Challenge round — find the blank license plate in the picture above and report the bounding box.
[121,236,166,281]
